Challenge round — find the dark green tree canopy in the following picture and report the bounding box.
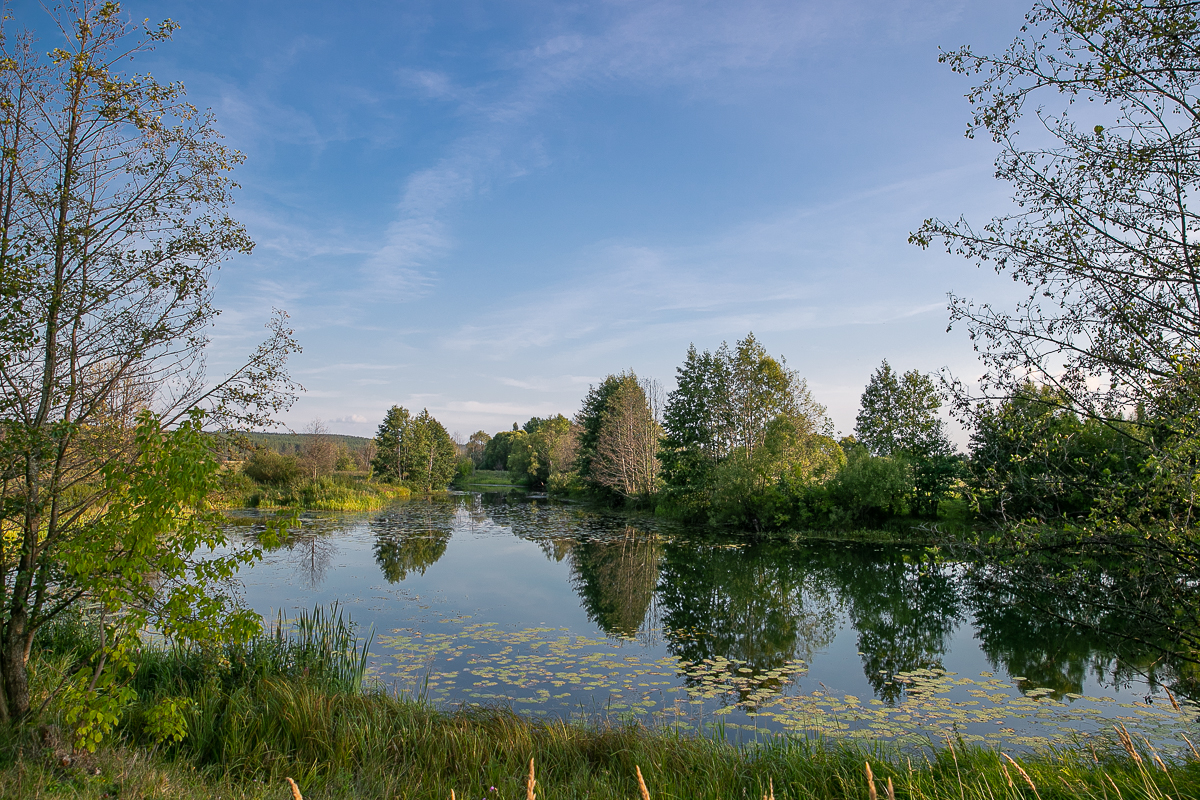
[854,361,952,458]
[371,406,412,481]
[370,406,456,491]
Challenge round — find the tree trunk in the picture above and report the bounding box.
[0,606,30,720]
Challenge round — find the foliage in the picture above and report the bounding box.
[854,361,951,459]
[854,361,958,517]
[966,385,1152,525]
[44,413,262,749]
[479,426,522,471]
[299,419,338,478]
[0,2,296,723]
[466,430,491,466]
[370,406,411,480]
[574,376,625,482]
[584,374,661,500]
[507,415,579,490]
[247,475,411,512]
[242,449,302,486]
[826,447,914,528]
[370,406,457,492]
[658,335,833,523]
[404,410,459,493]
[911,0,1200,668]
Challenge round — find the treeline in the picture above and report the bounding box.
[460,332,1166,534]
[240,333,1161,529]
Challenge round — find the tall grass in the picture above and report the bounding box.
[218,473,413,511]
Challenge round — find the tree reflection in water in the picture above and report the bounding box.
[274,494,1199,706]
[371,500,454,583]
[967,560,1200,700]
[569,527,660,639]
[285,533,338,591]
[830,548,962,704]
[655,539,839,676]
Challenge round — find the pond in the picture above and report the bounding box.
[222,492,1198,754]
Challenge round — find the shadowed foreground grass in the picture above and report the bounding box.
[3,698,1198,800]
[8,609,1198,799]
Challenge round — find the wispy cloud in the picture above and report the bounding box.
[359,0,880,297]
[498,375,602,392]
[440,162,1008,359]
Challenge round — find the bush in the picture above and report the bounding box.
[827,447,912,527]
[243,449,302,485]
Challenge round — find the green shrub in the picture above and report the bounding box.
[827,447,912,527]
[242,449,302,485]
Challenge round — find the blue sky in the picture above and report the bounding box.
[71,0,1035,440]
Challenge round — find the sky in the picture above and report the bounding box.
[34,0,1039,441]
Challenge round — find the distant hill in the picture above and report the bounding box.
[241,431,375,456]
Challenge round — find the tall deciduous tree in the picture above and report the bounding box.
[509,414,579,489]
[0,3,297,725]
[659,335,830,518]
[466,430,491,466]
[405,409,458,493]
[370,406,456,491]
[911,0,1200,666]
[300,418,337,478]
[591,376,661,499]
[911,0,1200,440]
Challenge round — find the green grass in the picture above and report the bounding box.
[455,469,524,488]
[10,607,1200,799]
[214,472,412,511]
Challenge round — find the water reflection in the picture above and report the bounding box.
[284,533,338,591]
[656,539,839,675]
[833,550,962,703]
[234,494,1196,706]
[968,563,1200,699]
[569,527,660,638]
[370,500,454,583]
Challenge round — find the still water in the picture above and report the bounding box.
[223,492,1197,753]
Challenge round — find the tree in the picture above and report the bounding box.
[967,384,1151,524]
[0,4,297,725]
[659,334,832,519]
[404,409,458,493]
[370,406,456,491]
[508,414,579,489]
[911,0,1200,666]
[371,406,411,481]
[466,430,491,466]
[242,448,301,485]
[910,0,1200,458]
[300,418,337,478]
[591,376,661,499]
[854,361,951,458]
[854,361,957,516]
[575,375,625,481]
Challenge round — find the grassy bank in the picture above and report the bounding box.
[214,471,412,511]
[12,609,1200,800]
[454,469,524,489]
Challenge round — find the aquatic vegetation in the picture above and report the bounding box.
[377,615,1199,756]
